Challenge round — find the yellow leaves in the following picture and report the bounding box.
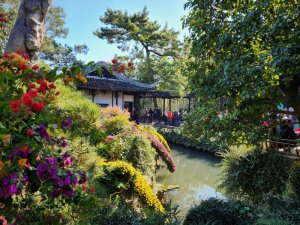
[100,160,165,212]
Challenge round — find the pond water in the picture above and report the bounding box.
[156,145,224,217]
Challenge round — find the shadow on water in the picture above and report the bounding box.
[156,145,224,217]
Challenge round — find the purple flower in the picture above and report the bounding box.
[22,176,29,185]
[66,170,73,176]
[35,124,50,142]
[62,188,74,197]
[8,184,17,195]
[78,177,87,184]
[54,178,64,187]
[61,118,73,129]
[64,176,71,185]
[37,163,49,180]
[2,176,10,186]
[51,189,61,198]
[48,165,58,178]
[71,176,78,185]
[46,157,57,165]
[61,152,70,160]
[61,139,68,148]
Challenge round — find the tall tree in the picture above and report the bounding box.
[5,0,52,59]
[94,7,181,83]
[2,0,88,65]
[184,0,300,145]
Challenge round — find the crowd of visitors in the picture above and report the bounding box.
[138,107,186,127]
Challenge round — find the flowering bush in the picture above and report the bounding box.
[0,51,90,223]
[138,125,171,153]
[134,126,176,172]
[110,57,134,74]
[99,160,165,212]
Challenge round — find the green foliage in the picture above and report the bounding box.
[76,197,181,225]
[184,0,300,145]
[125,134,156,177]
[54,83,101,134]
[219,148,293,203]
[255,218,294,225]
[102,115,130,135]
[95,6,186,92]
[290,161,300,201]
[157,127,226,153]
[183,198,257,225]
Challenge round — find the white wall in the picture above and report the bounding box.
[91,91,134,109]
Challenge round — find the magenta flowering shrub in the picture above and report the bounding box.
[0,51,90,223]
[133,126,176,172]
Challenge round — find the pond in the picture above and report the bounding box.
[156,145,224,217]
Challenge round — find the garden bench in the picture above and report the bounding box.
[267,139,299,155]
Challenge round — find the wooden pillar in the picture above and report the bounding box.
[188,98,191,112]
[115,92,119,106]
[163,98,166,112]
[168,98,171,111]
[91,89,95,102]
[111,91,114,106]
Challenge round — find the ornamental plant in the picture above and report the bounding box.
[0,51,90,223]
[98,160,165,212]
[134,125,176,172]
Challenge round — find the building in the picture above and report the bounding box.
[77,67,156,114]
[77,66,194,114]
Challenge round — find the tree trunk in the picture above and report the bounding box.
[5,0,52,59]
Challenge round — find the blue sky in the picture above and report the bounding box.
[53,0,189,63]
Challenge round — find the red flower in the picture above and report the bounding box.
[22,93,32,105]
[31,64,39,70]
[26,129,34,136]
[32,102,44,111]
[19,64,29,71]
[119,64,125,71]
[28,83,36,89]
[27,90,38,98]
[90,187,96,193]
[127,61,133,68]
[111,58,118,64]
[10,100,21,113]
[16,50,30,60]
[48,83,56,89]
[58,212,63,220]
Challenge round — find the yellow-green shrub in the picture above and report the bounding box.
[99,160,165,212]
[102,115,130,135]
[54,83,101,133]
[101,106,130,119]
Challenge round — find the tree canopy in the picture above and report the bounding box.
[94,7,184,88]
[184,0,300,145]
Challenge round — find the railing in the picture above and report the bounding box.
[267,139,299,156]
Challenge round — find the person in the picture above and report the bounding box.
[162,111,168,125]
[278,117,296,140]
[173,110,180,126]
[167,110,173,126]
[131,109,140,125]
[148,108,154,122]
[154,107,161,123]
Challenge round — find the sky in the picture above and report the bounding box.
[53,0,189,63]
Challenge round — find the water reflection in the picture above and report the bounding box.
[156,145,224,216]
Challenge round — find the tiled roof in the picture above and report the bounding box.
[140,90,181,98]
[77,76,153,93]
